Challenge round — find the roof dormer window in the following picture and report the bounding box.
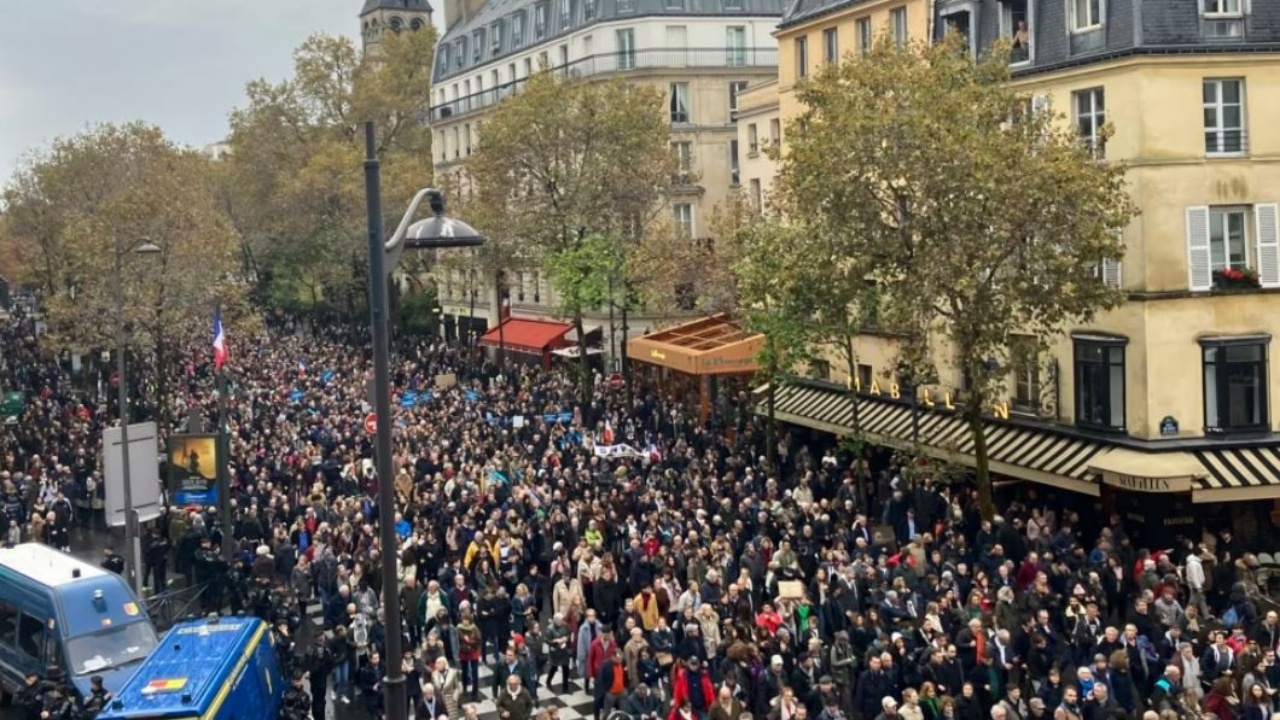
[490,22,503,56]
[455,39,466,67]
[560,0,574,27]
[535,3,548,38]
[512,12,525,45]
[584,0,596,21]
[472,30,485,62]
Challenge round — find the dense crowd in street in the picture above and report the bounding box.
[2,309,1279,720]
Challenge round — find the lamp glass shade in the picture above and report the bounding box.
[403,216,486,249]
[134,241,162,255]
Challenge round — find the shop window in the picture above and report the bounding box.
[1203,338,1269,434]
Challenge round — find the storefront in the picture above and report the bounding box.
[477,318,572,369]
[764,378,1280,543]
[627,314,764,424]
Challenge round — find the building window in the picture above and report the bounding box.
[1070,0,1103,31]
[512,12,525,45]
[729,80,747,121]
[747,123,759,154]
[534,3,547,37]
[1002,0,1031,63]
[856,18,872,54]
[464,124,472,155]
[1011,338,1041,413]
[524,57,533,76]
[1204,0,1241,13]
[891,7,908,46]
[749,178,763,209]
[669,82,690,123]
[729,140,740,187]
[1210,206,1250,273]
[672,141,693,180]
[823,28,839,63]
[532,271,541,303]
[674,203,694,237]
[1203,339,1269,434]
[795,37,808,79]
[411,17,425,30]
[454,40,465,67]
[769,118,780,144]
[1204,78,1245,155]
[559,44,569,69]
[723,0,744,8]
[560,0,573,27]
[1074,338,1125,431]
[490,23,503,56]
[726,26,747,66]
[665,0,686,9]
[516,272,526,302]
[616,28,635,69]
[1073,87,1105,157]
[617,0,637,12]
[472,31,485,62]
[584,0,596,20]
[857,364,874,390]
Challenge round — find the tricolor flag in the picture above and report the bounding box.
[212,308,228,370]
[298,359,307,376]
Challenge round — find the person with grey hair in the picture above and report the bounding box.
[545,612,573,693]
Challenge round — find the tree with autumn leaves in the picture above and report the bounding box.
[766,33,1137,520]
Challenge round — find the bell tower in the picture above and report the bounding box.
[360,0,434,56]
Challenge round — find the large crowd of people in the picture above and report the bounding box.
[1,309,1278,720]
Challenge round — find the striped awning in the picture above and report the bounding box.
[766,381,1109,495]
[1192,447,1280,502]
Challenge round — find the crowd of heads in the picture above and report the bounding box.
[1,310,1278,720]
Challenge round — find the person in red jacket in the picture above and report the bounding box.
[587,627,619,692]
[671,657,716,720]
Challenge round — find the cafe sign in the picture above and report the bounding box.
[848,377,1013,420]
[1100,472,1193,494]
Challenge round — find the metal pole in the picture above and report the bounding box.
[364,121,407,720]
[216,308,234,562]
[114,248,142,594]
[607,275,616,371]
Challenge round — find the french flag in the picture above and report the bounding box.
[212,308,229,370]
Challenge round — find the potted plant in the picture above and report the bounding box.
[1213,267,1260,289]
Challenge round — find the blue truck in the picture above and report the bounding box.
[96,616,285,720]
[0,543,157,700]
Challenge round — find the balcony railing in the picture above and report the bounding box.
[430,46,778,122]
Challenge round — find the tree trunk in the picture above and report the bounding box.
[496,271,507,367]
[966,404,995,521]
[765,333,778,472]
[573,310,591,399]
[843,340,866,512]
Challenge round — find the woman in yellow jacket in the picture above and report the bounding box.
[635,582,662,631]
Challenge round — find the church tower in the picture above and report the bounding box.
[360,0,433,56]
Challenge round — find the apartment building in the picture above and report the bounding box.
[760,0,1280,542]
[425,0,783,349]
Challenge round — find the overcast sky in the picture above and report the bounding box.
[0,0,379,183]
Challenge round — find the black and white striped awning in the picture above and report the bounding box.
[1192,447,1280,501]
[764,381,1109,495]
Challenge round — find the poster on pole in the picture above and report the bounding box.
[166,434,221,506]
[102,422,163,528]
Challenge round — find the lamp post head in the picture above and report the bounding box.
[133,240,162,255]
[403,192,486,250]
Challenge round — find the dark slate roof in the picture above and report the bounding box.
[434,0,784,81]
[779,0,871,29]
[362,0,432,15]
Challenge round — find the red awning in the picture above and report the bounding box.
[478,319,572,354]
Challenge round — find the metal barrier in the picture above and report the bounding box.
[142,583,208,631]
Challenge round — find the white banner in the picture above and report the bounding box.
[592,444,640,459]
[102,422,163,528]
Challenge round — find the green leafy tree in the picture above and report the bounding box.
[777,34,1138,520]
[467,71,676,393]
[219,28,437,319]
[0,122,247,427]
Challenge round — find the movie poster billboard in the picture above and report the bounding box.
[167,434,220,506]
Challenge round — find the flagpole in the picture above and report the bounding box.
[215,305,233,562]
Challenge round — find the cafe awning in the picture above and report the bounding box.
[765,379,1108,496]
[477,319,572,354]
[627,314,764,376]
[1087,448,1209,494]
[1192,447,1280,503]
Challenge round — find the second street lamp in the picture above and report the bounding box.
[115,238,161,594]
[363,121,485,720]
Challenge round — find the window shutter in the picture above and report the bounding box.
[1102,257,1122,288]
[1186,205,1212,291]
[1256,203,1280,288]
[1031,94,1050,116]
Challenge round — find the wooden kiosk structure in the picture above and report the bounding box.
[626,314,764,423]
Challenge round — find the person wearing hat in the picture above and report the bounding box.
[874,696,899,720]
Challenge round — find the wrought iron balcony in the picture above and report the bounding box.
[430,46,778,123]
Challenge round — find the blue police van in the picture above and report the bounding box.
[96,616,285,720]
[0,543,157,700]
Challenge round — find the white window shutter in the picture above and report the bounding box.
[1256,203,1280,288]
[1031,94,1050,116]
[1186,205,1212,291]
[1102,257,1122,288]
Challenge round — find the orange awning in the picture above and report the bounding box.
[478,319,572,354]
[627,314,763,375]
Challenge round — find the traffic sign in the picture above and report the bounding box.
[363,412,378,435]
[608,373,624,390]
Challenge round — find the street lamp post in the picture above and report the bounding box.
[114,238,161,594]
[363,121,484,720]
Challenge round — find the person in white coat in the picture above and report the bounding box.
[1184,547,1209,617]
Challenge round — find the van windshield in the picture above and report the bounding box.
[66,621,158,676]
